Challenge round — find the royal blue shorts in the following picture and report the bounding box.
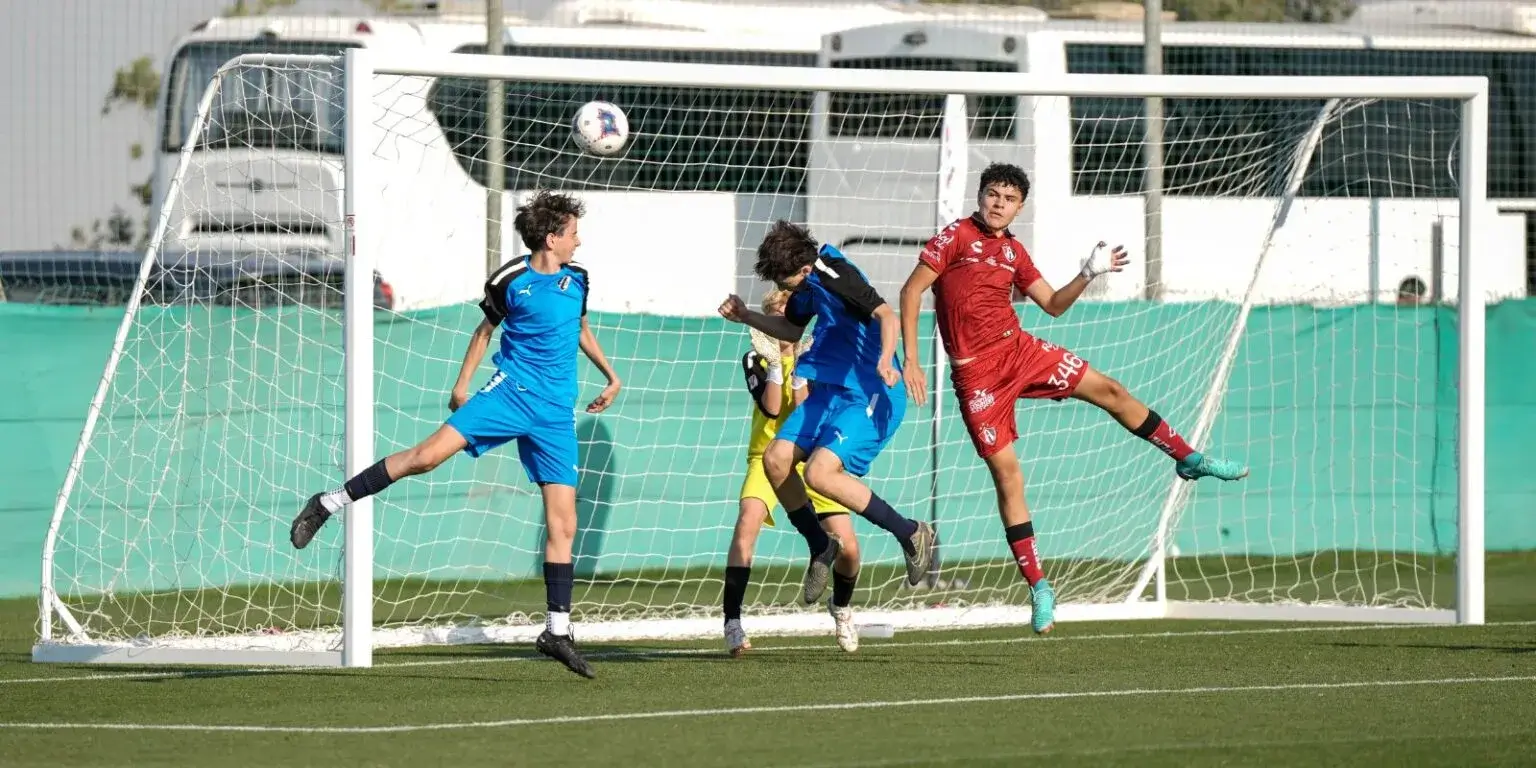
[775,380,905,477]
[445,370,578,487]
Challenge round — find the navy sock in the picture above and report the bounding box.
[544,561,574,614]
[343,459,395,502]
[859,493,919,553]
[786,504,831,554]
[723,566,751,621]
[832,569,857,608]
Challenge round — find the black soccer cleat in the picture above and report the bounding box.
[289,493,332,550]
[536,629,596,679]
[803,533,843,605]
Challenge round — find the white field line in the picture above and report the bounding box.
[1,674,1533,733]
[6,618,1533,686]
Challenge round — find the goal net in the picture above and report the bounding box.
[35,51,1485,665]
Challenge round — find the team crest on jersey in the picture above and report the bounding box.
[980,425,997,446]
[967,389,995,414]
[558,275,572,292]
[1003,245,1016,263]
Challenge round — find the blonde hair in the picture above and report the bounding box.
[760,288,791,316]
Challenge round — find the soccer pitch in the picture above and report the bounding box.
[2,554,1534,767]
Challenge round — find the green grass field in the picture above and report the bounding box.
[2,554,1535,767]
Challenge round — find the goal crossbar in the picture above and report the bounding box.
[371,50,1490,100]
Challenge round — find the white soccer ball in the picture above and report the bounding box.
[571,100,630,157]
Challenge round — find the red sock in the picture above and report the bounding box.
[1133,409,1195,462]
[1005,523,1045,587]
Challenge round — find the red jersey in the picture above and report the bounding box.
[918,215,1043,361]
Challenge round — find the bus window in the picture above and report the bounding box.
[430,46,815,194]
[1066,42,1536,199]
[827,57,1018,140]
[162,41,353,154]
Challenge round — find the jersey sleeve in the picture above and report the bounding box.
[918,222,962,274]
[1011,242,1043,293]
[478,258,523,325]
[740,351,774,418]
[816,258,887,320]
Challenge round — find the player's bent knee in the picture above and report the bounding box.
[762,443,797,482]
[801,455,842,495]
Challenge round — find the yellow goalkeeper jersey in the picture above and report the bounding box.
[742,350,798,459]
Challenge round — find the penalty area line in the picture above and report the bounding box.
[1,674,1534,733]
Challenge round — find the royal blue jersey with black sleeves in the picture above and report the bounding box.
[784,244,899,394]
[478,256,588,410]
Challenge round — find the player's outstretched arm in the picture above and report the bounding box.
[717,294,806,342]
[898,265,939,407]
[449,319,497,411]
[579,316,622,413]
[1026,242,1130,317]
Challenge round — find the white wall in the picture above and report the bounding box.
[1032,197,1526,304]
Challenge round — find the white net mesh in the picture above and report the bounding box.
[40,56,1467,654]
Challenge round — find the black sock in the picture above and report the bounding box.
[859,493,919,554]
[785,504,831,554]
[832,569,858,608]
[343,459,395,502]
[723,566,751,621]
[544,561,574,614]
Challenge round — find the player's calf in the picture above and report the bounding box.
[723,564,752,654]
[803,454,932,587]
[291,427,465,550]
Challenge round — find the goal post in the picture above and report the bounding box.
[33,49,1489,668]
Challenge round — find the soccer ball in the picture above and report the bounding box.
[571,100,630,157]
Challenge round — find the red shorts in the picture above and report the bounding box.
[950,332,1089,458]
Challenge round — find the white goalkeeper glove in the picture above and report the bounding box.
[765,356,784,385]
[1080,241,1130,280]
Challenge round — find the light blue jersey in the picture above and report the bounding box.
[479,255,589,410]
[445,255,590,487]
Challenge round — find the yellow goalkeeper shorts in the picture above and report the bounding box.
[739,456,848,527]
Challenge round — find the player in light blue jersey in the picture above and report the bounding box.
[289,190,621,678]
[718,221,934,651]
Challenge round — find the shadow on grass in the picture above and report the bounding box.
[1324,640,1536,655]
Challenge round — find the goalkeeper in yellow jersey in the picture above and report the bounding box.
[723,290,853,657]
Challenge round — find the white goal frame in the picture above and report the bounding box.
[34,48,1488,668]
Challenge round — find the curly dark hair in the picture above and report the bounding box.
[978,162,1031,201]
[513,190,586,253]
[753,220,821,283]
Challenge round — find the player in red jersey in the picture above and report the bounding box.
[897,163,1249,634]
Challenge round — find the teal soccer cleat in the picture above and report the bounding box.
[1175,452,1249,482]
[1030,579,1056,634]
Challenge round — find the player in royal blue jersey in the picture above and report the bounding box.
[289,190,621,678]
[718,221,933,650]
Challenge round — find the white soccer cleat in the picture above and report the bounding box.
[828,603,859,653]
[725,618,751,658]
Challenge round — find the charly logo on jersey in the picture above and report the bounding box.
[971,241,984,254]
[967,388,995,414]
[557,275,572,292]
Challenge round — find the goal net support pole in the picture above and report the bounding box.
[33,51,1489,667]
